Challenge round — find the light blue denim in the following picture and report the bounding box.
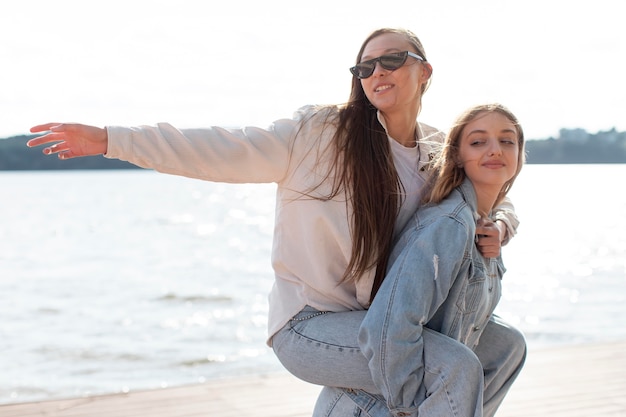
[272,179,526,417]
[312,316,525,417]
[474,315,526,417]
[357,179,525,417]
[272,306,484,417]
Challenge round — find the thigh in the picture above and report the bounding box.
[317,329,483,417]
[272,307,379,392]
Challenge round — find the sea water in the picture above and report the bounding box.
[1,165,625,404]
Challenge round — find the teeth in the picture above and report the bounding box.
[375,85,392,92]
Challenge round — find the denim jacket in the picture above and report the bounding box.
[357,178,504,417]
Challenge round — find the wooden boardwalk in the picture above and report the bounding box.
[2,340,625,417]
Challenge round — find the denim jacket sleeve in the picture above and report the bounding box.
[358,213,472,416]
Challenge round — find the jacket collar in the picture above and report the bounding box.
[457,178,481,221]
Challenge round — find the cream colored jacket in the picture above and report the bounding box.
[105,105,518,345]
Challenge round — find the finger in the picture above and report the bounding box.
[41,142,69,156]
[58,150,75,160]
[476,217,492,226]
[477,233,497,243]
[30,123,63,134]
[477,224,498,237]
[27,132,67,148]
[476,238,498,250]
[477,238,501,257]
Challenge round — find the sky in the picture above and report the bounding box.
[2,0,624,140]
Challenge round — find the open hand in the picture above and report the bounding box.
[28,123,108,159]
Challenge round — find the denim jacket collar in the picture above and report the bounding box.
[457,178,482,222]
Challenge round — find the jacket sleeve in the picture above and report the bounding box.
[103,108,311,184]
[493,196,519,245]
[358,217,471,417]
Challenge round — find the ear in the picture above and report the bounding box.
[421,62,433,82]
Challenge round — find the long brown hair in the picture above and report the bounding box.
[318,28,430,300]
[424,103,526,207]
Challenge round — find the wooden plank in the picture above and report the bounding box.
[496,340,626,417]
[1,340,625,417]
[0,374,320,417]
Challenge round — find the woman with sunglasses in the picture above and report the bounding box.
[28,28,524,416]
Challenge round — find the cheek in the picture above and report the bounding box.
[405,72,423,95]
[459,149,479,164]
[508,150,520,168]
[391,68,419,94]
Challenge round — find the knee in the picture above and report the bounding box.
[499,323,527,365]
[313,387,358,417]
[485,321,527,376]
[433,338,483,382]
[456,343,484,379]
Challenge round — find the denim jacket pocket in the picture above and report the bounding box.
[455,260,487,314]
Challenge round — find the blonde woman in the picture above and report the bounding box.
[318,103,526,417]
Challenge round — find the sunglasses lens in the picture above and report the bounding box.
[379,53,407,70]
[350,63,375,79]
[350,52,410,79]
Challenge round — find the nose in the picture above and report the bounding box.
[488,141,503,156]
[372,61,390,77]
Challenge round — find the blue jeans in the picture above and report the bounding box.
[477,315,527,417]
[271,306,485,417]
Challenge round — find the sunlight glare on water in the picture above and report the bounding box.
[1,165,625,404]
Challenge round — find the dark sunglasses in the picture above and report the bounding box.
[350,51,425,79]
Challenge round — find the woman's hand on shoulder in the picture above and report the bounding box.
[475,218,505,258]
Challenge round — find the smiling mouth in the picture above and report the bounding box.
[375,84,393,93]
[483,162,505,168]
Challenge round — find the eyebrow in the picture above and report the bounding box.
[466,128,517,136]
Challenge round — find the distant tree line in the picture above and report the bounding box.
[525,127,626,164]
[1,128,626,170]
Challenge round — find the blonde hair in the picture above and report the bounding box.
[424,103,526,207]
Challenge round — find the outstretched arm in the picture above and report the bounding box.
[28,123,108,159]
